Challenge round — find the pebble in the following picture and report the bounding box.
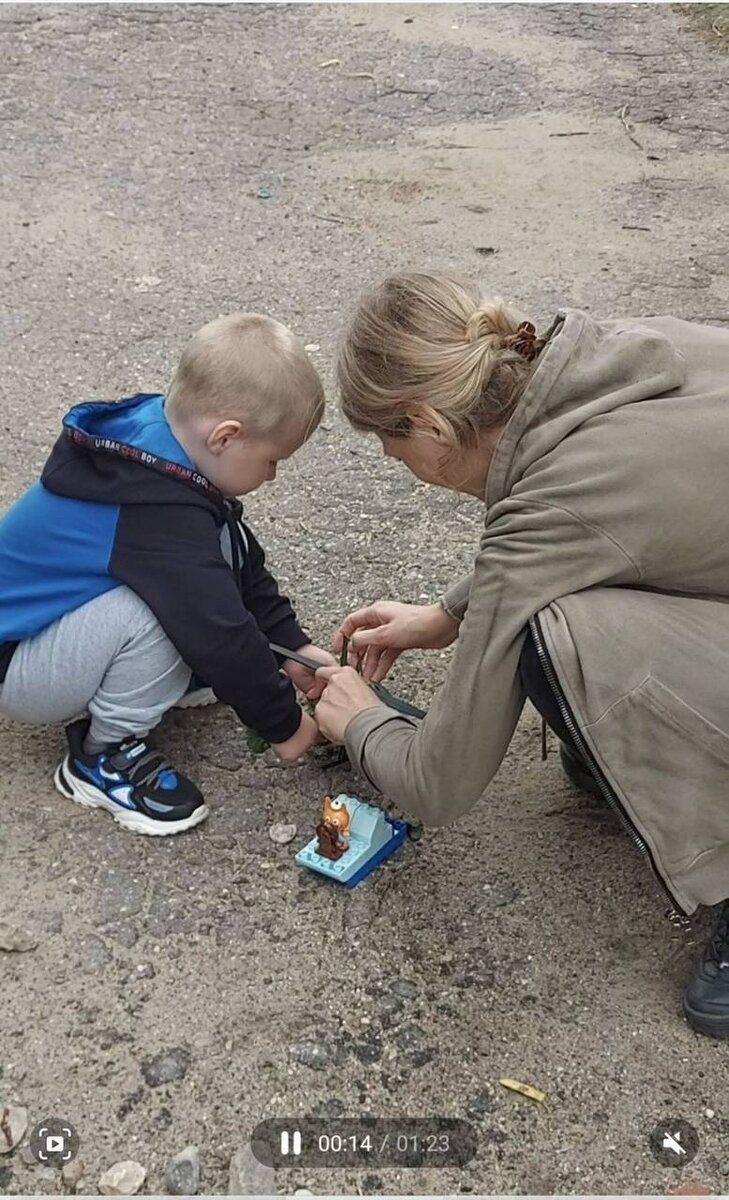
[136,963,155,979]
[388,976,418,999]
[0,1105,28,1153]
[291,1038,333,1070]
[0,924,37,952]
[228,1143,274,1194]
[466,1087,496,1119]
[141,1047,190,1087]
[165,1145,200,1195]
[268,822,297,845]
[78,934,112,972]
[61,1159,85,1189]
[99,1160,146,1195]
[312,1098,344,1119]
[396,1024,435,1068]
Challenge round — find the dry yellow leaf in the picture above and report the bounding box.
[499,1077,547,1104]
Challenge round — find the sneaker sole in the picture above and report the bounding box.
[682,995,729,1039]
[175,688,218,709]
[53,758,209,837]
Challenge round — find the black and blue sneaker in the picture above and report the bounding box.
[53,718,208,836]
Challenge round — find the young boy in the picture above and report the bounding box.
[0,313,333,836]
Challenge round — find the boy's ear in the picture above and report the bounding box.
[207,419,243,453]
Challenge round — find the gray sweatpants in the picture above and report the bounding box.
[0,586,192,745]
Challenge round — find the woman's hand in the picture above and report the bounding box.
[314,666,384,743]
[333,601,460,682]
[282,643,337,700]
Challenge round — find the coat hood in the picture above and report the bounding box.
[486,308,688,507]
[41,393,225,511]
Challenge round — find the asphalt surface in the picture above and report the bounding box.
[1,3,729,1195]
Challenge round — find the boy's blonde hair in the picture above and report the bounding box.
[337,273,542,450]
[167,313,324,441]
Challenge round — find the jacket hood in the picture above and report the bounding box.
[486,308,688,507]
[41,393,225,510]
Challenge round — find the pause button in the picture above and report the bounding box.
[280,1130,302,1156]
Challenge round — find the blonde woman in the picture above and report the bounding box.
[315,273,729,1039]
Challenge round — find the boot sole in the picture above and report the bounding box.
[53,757,209,837]
[682,995,729,1039]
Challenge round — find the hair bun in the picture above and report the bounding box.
[502,321,544,362]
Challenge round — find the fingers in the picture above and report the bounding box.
[371,647,399,683]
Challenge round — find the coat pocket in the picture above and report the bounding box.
[586,675,729,875]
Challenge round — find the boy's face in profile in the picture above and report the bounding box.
[198,418,305,498]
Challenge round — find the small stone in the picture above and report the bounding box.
[165,1145,200,1195]
[291,1038,333,1070]
[388,976,418,999]
[136,963,155,979]
[0,923,37,952]
[312,1098,344,1119]
[352,1037,382,1064]
[133,275,162,292]
[141,1047,190,1087]
[466,1087,496,1120]
[61,1159,85,1189]
[78,934,112,972]
[396,1024,435,1068]
[99,1160,146,1195]
[255,186,273,200]
[705,1108,715,1119]
[268,822,297,845]
[0,1105,28,1153]
[228,1143,274,1194]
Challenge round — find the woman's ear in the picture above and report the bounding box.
[405,405,449,442]
[207,419,243,454]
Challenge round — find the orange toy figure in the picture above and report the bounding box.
[315,794,351,861]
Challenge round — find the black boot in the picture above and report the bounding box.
[683,900,729,1039]
[559,743,602,798]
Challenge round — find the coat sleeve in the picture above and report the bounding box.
[110,504,303,744]
[239,522,309,650]
[440,572,474,621]
[345,500,640,825]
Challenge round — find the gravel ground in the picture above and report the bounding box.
[1,3,729,1195]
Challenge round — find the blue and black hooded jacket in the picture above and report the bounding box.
[0,393,309,743]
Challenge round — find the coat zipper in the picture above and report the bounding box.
[529,612,690,925]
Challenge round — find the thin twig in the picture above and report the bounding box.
[312,211,347,224]
[619,103,644,150]
[712,17,725,36]
[549,130,590,138]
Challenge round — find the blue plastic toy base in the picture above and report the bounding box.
[295,795,409,888]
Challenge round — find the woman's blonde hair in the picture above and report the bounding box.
[337,273,543,448]
[167,313,324,442]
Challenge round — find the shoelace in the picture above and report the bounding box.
[113,744,173,790]
[707,901,729,968]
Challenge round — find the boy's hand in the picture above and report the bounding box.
[282,643,337,700]
[271,711,320,763]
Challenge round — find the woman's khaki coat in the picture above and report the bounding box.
[346,309,729,915]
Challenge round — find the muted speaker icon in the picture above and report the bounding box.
[280,1130,302,1156]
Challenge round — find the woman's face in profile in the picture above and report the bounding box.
[378,432,461,491]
